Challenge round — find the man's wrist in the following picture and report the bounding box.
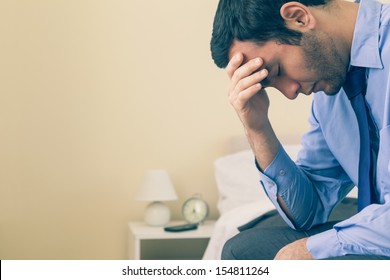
[245,124,280,170]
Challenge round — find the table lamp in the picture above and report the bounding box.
[136,169,178,226]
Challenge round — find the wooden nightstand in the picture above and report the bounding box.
[128,220,216,260]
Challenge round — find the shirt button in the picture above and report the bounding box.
[279,169,286,176]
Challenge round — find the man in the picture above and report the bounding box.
[210,0,390,259]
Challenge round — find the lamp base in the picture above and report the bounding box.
[144,201,170,226]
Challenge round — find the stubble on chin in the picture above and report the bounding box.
[301,32,348,96]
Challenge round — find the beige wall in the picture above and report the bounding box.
[0,0,312,259]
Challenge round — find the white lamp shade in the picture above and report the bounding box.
[136,169,178,201]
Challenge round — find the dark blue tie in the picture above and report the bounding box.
[343,66,377,211]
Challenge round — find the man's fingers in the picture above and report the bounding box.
[226,53,243,79]
[235,69,268,93]
[229,84,265,110]
[231,57,263,84]
[228,68,268,102]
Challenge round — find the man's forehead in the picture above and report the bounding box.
[229,40,267,63]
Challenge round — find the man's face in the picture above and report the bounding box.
[228,31,348,99]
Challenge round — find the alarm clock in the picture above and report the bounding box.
[182,195,209,224]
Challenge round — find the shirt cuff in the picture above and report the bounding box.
[307,229,342,259]
[256,146,297,229]
[262,145,298,195]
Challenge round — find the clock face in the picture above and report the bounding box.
[182,197,209,224]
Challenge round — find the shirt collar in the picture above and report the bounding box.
[350,0,383,69]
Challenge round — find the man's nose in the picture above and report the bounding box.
[274,78,301,100]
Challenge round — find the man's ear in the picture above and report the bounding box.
[280,2,316,31]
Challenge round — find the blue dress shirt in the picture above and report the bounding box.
[258,0,390,259]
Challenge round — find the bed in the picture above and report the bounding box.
[202,136,357,260]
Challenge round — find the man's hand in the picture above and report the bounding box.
[226,53,270,133]
[274,238,314,260]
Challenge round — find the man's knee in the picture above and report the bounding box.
[221,235,239,259]
[220,226,304,260]
[221,230,275,260]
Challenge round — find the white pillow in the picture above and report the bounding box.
[214,145,302,215]
[214,149,266,214]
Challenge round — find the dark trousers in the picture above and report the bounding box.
[221,198,390,260]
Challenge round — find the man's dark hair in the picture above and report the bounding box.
[210,0,330,68]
